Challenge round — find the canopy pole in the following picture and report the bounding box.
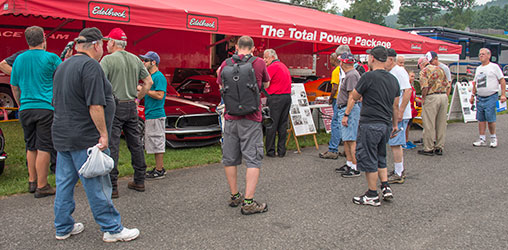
[45,19,74,39]
[273,40,298,50]
[133,28,164,46]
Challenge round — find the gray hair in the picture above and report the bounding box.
[264,49,278,59]
[479,48,491,55]
[111,39,127,48]
[396,55,405,62]
[335,45,351,55]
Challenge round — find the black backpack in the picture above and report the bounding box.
[221,54,260,116]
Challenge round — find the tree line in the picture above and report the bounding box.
[288,0,508,30]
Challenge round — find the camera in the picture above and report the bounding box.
[60,41,75,60]
[262,106,273,128]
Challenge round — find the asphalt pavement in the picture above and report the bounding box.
[1,116,508,249]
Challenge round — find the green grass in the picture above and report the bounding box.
[0,122,330,196]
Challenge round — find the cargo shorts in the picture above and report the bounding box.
[222,119,264,168]
[356,122,391,173]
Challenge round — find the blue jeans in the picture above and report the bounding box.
[328,99,342,152]
[54,149,123,236]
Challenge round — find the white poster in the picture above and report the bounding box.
[448,81,476,123]
[290,83,317,136]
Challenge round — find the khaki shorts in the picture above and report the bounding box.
[144,117,166,154]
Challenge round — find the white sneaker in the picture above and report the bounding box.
[55,222,84,240]
[490,138,498,148]
[103,227,140,242]
[473,139,487,147]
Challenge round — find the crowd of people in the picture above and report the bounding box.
[2,24,506,242]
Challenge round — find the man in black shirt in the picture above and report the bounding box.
[52,27,139,242]
[350,46,400,207]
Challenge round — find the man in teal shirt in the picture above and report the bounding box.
[138,51,167,179]
[10,26,61,198]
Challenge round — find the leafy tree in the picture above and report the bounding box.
[342,0,393,26]
[470,5,507,29]
[398,0,449,27]
[290,0,338,14]
[434,0,476,29]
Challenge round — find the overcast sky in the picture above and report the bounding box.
[334,0,493,15]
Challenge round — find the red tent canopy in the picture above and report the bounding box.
[0,0,461,54]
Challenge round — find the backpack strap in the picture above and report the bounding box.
[226,57,234,66]
[247,56,257,64]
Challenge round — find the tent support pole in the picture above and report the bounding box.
[133,28,164,46]
[45,19,74,39]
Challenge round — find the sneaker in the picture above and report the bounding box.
[56,223,84,240]
[352,192,381,207]
[341,168,360,178]
[402,143,409,149]
[34,184,56,198]
[335,164,350,173]
[127,181,145,192]
[406,141,416,148]
[490,138,498,148]
[417,149,434,156]
[111,190,119,199]
[103,227,140,243]
[228,193,244,207]
[473,139,487,147]
[434,148,443,156]
[319,151,338,160]
[146,168,166,180]
[388,171,405,184]
[381,186,393,201]
[28,181,37,193]
[240,200,268,215]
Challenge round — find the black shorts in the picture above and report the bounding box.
[19,109,54,152]
[356,123,391,173]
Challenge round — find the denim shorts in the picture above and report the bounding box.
[388,119,410,146]
[338,103,360,141]
[476,94,497,123]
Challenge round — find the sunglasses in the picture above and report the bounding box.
[143,59,152,63]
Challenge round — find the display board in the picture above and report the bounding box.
[290,83,317,136]
[448,81,476,123]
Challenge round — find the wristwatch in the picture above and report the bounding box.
[344,113,349,117]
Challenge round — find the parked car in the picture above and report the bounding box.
[304,77,332,102]
[0,127,7,176]
[175,75,221,105]
[137,84,221,148]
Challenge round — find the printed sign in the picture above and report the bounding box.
[187,14,218,32]
[448,81,476,123]
[290,84,317,136]
[410,42,422,51]
[88,1,130,22]
[259,25,392,48]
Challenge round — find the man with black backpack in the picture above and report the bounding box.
[217,36,270,215]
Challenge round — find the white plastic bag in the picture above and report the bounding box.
[78,145,114,178]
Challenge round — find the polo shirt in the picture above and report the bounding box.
[266,60,291,95]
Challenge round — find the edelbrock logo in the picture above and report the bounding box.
[88,1,130,22]
[438,46,448,52]
[187,14,218,32]
[411,43,422,50]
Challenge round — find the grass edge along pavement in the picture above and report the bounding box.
[0,121,330,197]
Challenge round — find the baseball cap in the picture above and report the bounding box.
[417,57,429,69]
[336,45,351,55]
[139,51,160,65]
[366,46,387,62]
[339,52,355,64]
[76,27,103,43]
[104,28,127,41]
[425,51,438,62]
[387,48,397,57]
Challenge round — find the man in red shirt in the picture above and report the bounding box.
[263,49,292,157]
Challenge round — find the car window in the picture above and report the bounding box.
[177,79,206,94]
[318,81,332,93]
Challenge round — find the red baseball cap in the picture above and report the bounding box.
[104,28,127,41]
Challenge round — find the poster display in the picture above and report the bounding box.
[448,81,476,123]
[290,83,317,136]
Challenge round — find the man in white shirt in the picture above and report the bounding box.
[385,49,412,184]
[470,48,506,148]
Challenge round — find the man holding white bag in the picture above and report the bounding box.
[52,27,139,242]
